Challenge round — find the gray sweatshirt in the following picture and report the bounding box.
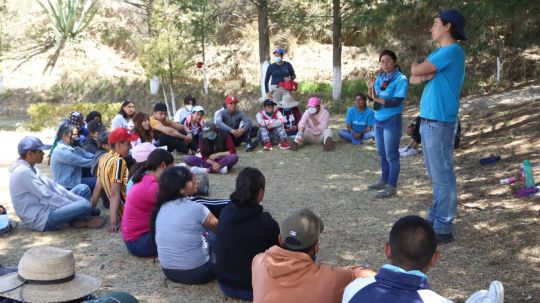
[9,159,87,231]
[215,109,252,132]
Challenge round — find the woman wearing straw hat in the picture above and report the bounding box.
[0,246,139,303]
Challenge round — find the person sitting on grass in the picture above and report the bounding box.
[122,149,174,258]
[127,142,157,188]
[277,94,302,137]
[252,208,375,303]
[51,125,96,192]
[342,215,452,303]
[85,110,102,125]
[292,97,334,151]
[185,121,238,175]
[215,95,258,152]
[83,120,106,154]
[256,99,290,150]
[151,166,219,285]
[150,102,194,154]
[399,116,462,157]
[183,105,205,151]
[91,128,138,234]
[111,100,135,131]
[131,112,155,148]
[0,246,140,303]
[9,136,104,232]
[338,93,375,145]
[174,94,197,124]
[215,168,280,301]
[48,112,90,162]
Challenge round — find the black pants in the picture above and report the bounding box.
[231,126,259,147]
[158,133,189,154]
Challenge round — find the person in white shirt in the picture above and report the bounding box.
[174,94,197,124]
[111,100,135,131]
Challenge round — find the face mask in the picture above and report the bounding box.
[207,133,217,140]
[185,105,193,112]
[308,107,317,115]
[71,136,81,147]
[274,56,282,63]
[265,111,273,117]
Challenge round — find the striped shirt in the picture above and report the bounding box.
[97,150,127,222]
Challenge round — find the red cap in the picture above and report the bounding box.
[109,128,139,144]
[225,95,239,104]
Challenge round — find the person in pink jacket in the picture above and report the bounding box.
[292,97,334,151]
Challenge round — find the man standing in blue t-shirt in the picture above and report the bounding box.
[338,93,375,145]
[409,10,467,245]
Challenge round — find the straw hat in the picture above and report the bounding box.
[0,246,101,303]
[277,94,299,109]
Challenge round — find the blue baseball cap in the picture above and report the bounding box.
[438,10,467,41]
[273,47,285,55]
[17,136,51,156]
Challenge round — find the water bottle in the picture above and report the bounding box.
[523,160,535,188]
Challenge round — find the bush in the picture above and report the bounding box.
[26,102,122,131]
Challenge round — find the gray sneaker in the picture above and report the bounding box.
[368,180,387,190]
[375,186,397,199]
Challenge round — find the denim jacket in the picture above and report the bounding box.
[50,141,93,189]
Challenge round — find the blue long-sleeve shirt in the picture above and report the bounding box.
[264,62,296,93]
[50,141,94,189]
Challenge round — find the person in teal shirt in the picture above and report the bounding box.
[367,49,409,199]
[338,93,375,145]
[410,9,467,245]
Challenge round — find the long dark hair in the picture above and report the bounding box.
[230,167,265,207]
[85,111,102,124]
[201,130,227,157]
[132,112,153,143]
[150,166,193,240]
[132,149,174,184]
[119,100,135,119]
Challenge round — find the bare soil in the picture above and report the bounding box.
[0,86,539,302]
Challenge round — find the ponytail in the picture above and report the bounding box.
[132,149,174,184]
[230,167,265,207]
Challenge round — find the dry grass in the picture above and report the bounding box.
[1,87,539,303]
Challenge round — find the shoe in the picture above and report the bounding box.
[323,137,334,151]
[375,185,397,199]
[263,142,273,150]
[464,281,504,303]
[191,166,208,174]
[280,140,290,150]
[368,180,387,190]
[400,148,418,157]
[399,146,409,153]
[290,139,299,151]
[436,233,454,245]
[219,166,228,174]
[245,138,259,152]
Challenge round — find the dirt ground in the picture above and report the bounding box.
[1,85,539,303]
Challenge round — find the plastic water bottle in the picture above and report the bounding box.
[523,160,535,188]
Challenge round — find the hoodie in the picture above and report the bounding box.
[298,106,330,136]
[252,245,355,303]
[215,203,279,290]
[9,159,88,231]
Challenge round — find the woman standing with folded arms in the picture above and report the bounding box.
[367,49,409,199]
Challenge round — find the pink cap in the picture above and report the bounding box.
[307,97,321,107]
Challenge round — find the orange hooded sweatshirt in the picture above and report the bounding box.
[252,245,355,303]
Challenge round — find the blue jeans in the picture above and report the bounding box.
[44,186,92,231]
[162,262,215,285]
[338,129,374,144]
[219,283,253,301]
[81,176,96,192]
[125,232,156,257]
[374,114,402,187]
[420,119,457,235]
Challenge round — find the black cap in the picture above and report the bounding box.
[153,102,168,112]
[263,99,276,107]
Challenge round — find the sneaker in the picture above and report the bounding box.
[219,166,228,174]
[400,148,418,157]
[368,180,387,190]
[436,233,454,245]
[191,166,209,174]
[399,146,409,153]
[280,140,290,150]
[263,142,273,150]
[323,137,334,151]
[375,185,397,199]
[245,138,259,152]
[464,281,504,303]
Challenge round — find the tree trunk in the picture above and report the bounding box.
[167,39,176,116]
[256,0,270,65]
[332,0,342,102]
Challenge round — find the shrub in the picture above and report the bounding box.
[26,102,121,131]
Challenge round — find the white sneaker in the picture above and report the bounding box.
[465,281,504,303]
[195,152,202,158]
[399,146,409,153]
[219,166,228,174]
[191,166,208,174]
[400,148,418,157]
